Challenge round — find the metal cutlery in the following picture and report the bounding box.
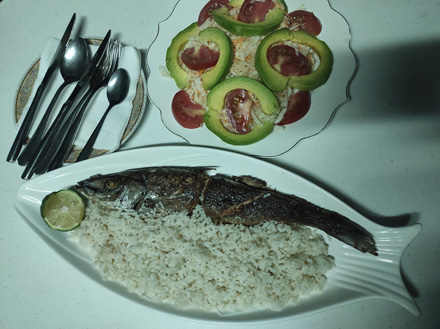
[7,13,76,163]
[38,39,121,173]
[21,30,112,180]
[76,68,129,162]
[17,37,91,166]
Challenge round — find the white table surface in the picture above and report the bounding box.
[1,0,439,328]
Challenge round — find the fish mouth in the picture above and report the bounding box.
[75,175,105,196]
[74,182,93,199]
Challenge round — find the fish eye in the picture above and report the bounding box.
[106,179,117,189]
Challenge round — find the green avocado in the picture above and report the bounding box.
[228,0,287,8]
[166,22,199,89]
[211,0,287,37]
[199,27,234,90]
[204,76,279,145]
[165,23,233,90]
[255,29,333,92]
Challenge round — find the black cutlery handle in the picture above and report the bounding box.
[37,90,94,173]
[7,84,47,163]
[21,99,73,179]
[76,104,113,162]
[48,104,88,171]
[17,82,68,166]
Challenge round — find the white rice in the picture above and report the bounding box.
[70,202,334,313]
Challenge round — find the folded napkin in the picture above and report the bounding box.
[16,37,141,152]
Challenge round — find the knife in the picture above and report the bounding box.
[22,30,112,180]
[18,31,111,167]
[7,13,76,163]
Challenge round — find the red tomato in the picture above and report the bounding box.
[267,45,311,77]
[198,0,231,26]
[277,91,311,125]
[181,45,220,71]
[225,89,253,134]
[288,10,322,36]
[238,0,275,23]
[171,90,205,129]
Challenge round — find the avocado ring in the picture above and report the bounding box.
[166,22,233,90]
[211,0,288,37]
[204,76,280,145]
[255,28,333,91]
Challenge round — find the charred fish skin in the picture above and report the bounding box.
[76,166,378,256]
[76,167,209,218]
[203,174,378,256]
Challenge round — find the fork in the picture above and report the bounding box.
[20,30,111,180]
[35,40,122,174]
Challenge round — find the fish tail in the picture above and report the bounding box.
[297,206,378,256]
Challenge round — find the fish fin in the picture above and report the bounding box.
[233,175,269,189]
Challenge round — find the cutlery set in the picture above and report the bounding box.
[6,13,128,179]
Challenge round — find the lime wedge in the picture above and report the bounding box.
[40,189,85,231]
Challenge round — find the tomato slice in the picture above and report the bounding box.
[277,90,311,125]
[224,89,253,134]
[288,10,322,36]
[181,45,220,71]
[198,0,231,26]
[267,44,312,77]
[171,90,205,129]
[238,0,275,23]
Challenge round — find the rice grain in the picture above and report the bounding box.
[71,202,334,313]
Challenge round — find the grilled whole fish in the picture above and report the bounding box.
[75,166,378,256]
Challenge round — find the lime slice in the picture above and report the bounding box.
[40,189,85,231]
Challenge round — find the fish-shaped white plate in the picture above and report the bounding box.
[15,146,421,323]
[147,0,356,157]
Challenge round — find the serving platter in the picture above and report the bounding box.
[14,37,147,162]
[15,145,420,323]
[147,0,356,157]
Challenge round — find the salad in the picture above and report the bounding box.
[164,0,333,145]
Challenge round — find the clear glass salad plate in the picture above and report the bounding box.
[147,0,356,157]
[15,146,421,323]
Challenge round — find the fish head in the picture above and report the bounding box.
[75,172,145,210]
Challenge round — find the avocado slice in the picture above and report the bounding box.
[166,23,233,90]
[166,22,199,89]
[255,29,333,92]
[199,27,234,90]
[204,76,279,145]
[211,0,287,37]
[228,0,288,10]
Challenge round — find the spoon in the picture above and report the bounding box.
[17,37,90,165]
[76,68,129,162]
